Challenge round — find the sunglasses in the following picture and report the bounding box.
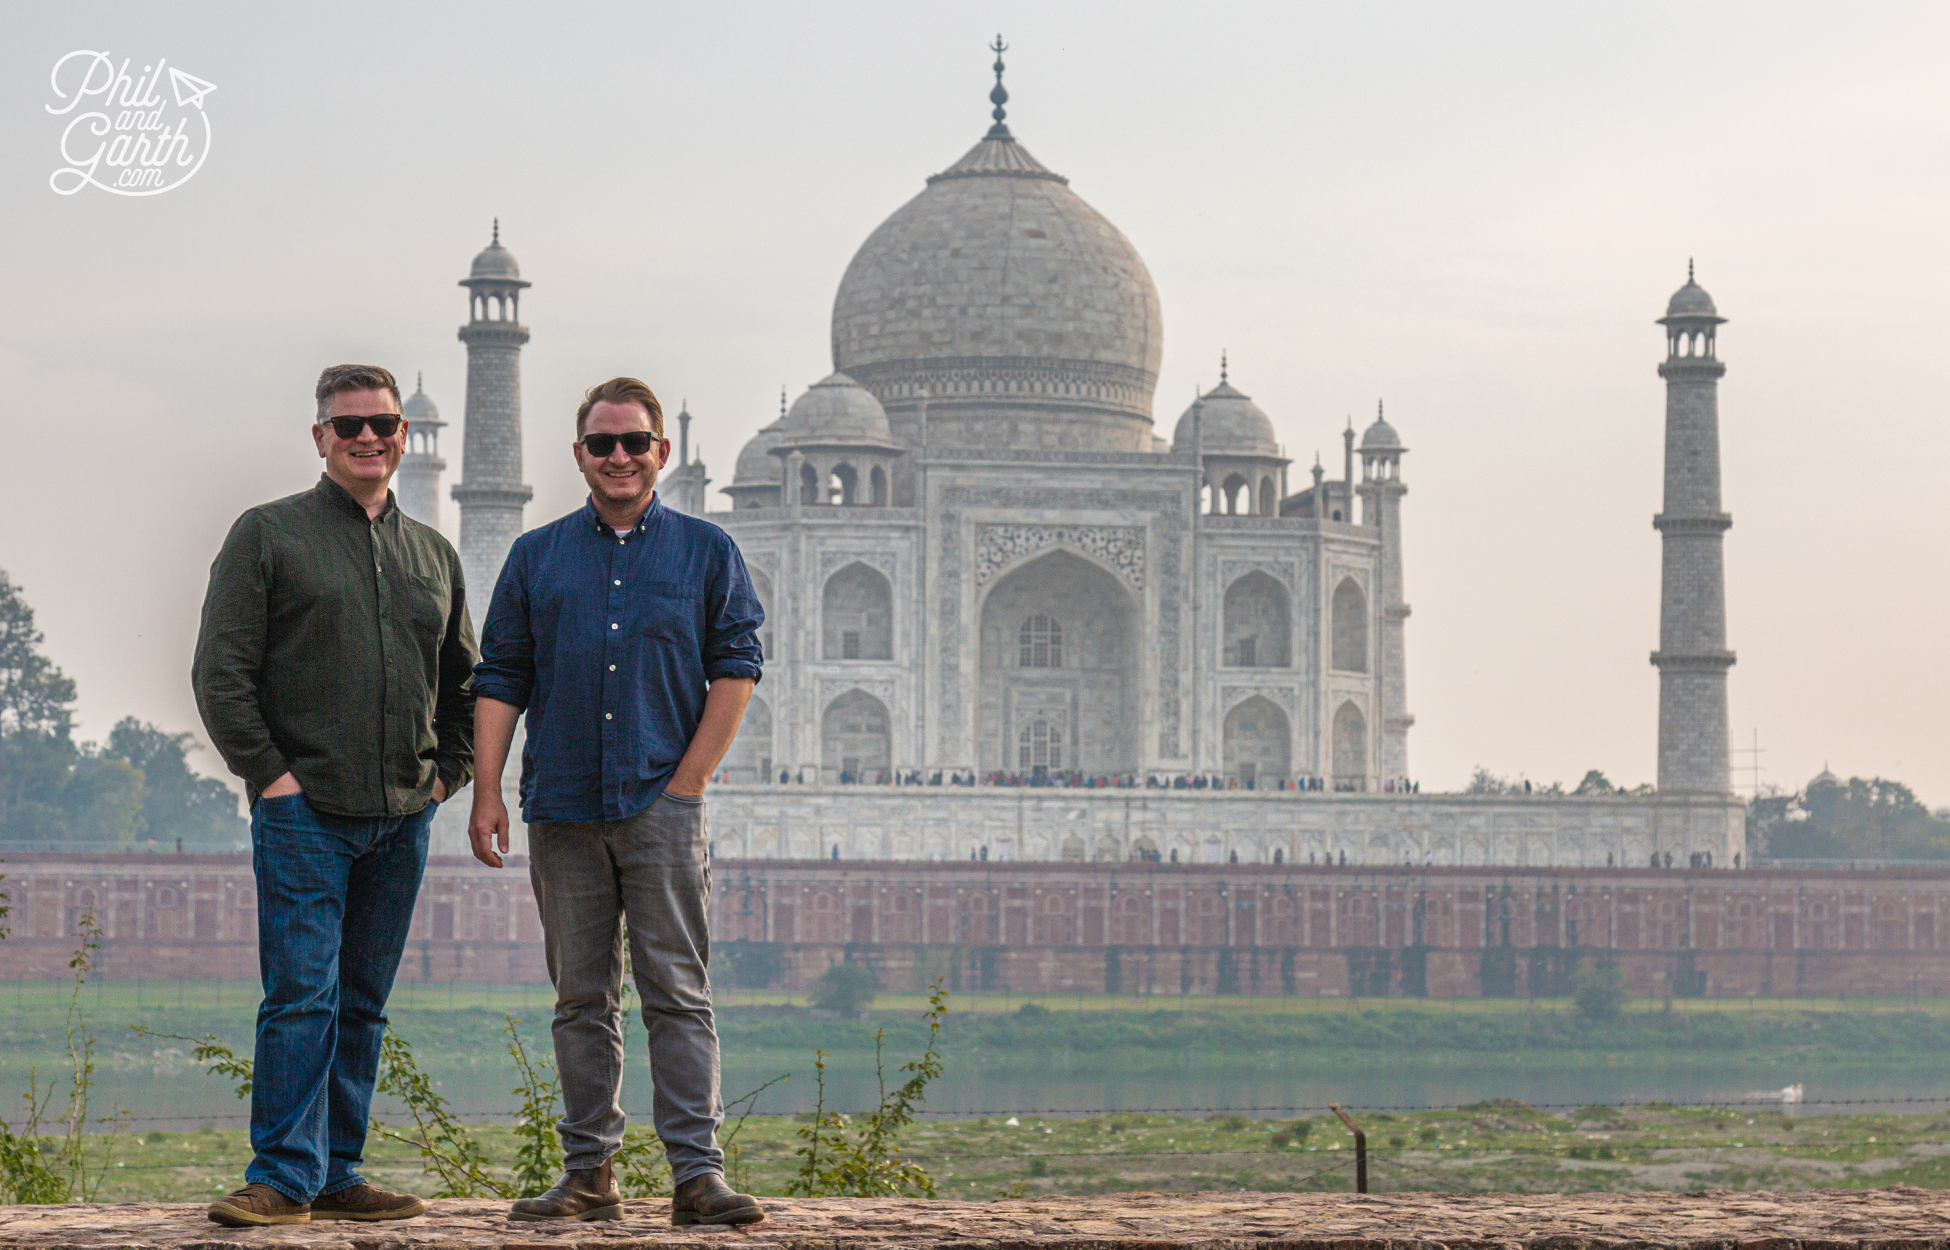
[578,431,659,457]
[322,414,402,439]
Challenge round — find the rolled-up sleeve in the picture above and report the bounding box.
[471,542,537,709]
[191,512,289,794]
[702,541,764,684]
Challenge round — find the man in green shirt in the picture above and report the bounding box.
[192,364,476,1227]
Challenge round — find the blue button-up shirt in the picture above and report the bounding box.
[472,496,764,824]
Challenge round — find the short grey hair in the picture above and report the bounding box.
[314,364,401,421]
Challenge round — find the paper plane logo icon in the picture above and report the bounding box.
[168,67,216,109]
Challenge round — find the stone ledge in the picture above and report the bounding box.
[5,1189,1950,1250]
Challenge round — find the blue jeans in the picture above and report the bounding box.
[246,792,434,1201]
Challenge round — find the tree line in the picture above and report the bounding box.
[1751,775,1950,861]
[0,571,243,846]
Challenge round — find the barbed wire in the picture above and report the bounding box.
[907,1095,1950,1115]
[100,1091,1950,1125]
[96,1135,1942,1176]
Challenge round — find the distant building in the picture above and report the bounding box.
[450,219,533,604]
[408,46,1744,867]
[395,373,446,528]
[658,403,711,516]
[2,851,1943,1001]
[710,50,1405,793]
[438,221,533,855]
[1653,264,1735,794]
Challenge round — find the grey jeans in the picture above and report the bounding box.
[529,791,722,1183]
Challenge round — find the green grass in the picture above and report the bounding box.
[53,1104,1950,1202]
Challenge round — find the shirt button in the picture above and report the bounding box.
[614,579,621,586]
[605,713,613,720]
[609,664,616,671]
[611,623,618,630]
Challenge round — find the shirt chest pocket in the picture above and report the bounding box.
[403,571,450,637]
[641,580,701,644]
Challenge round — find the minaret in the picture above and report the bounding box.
[451,220,534,604]
[659,401,711,516]
[396,372,446,529]
[1357,401,1412,785]
[1337,419,1355,522]
[1652,262,1734,793]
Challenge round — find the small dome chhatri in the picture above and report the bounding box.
[1361,400,1401,451]
[402,372,442,425]
[1662,258,1722,322]
[732,388,790,488]
[468,218,524,282]
[1173,354,1278,457]
[779,372,896,448]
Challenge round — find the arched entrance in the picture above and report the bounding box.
[821,689,890,783]
[822,562,892,660]
[1223,695,1289,788]
[1223,571,1290,668]
[977,550,1138,776]
[1332,700,1367,791]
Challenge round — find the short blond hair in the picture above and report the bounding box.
[576,377,663,436]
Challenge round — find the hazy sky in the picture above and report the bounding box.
[4,2,1946,804]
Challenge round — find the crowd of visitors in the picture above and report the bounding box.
[755,767,1422,792]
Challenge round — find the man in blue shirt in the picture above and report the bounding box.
[469,377,764,1225]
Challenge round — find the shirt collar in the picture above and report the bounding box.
[582,493,662,536]
[316,473,395,522]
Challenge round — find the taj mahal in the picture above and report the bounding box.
[403,44,1745,868]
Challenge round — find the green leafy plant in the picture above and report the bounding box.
[811,962,880,1018]
[373,1028,506,1198]
[789,981,946,1197]
[0,1081,68,1204]
[504,1015,563,1198]
[1573,963,1628,1022]
[0,909,126,1203]
[720,1073,788,1195]
[610,1127,671,1198]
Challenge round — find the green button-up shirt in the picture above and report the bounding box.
[192,475,477,817]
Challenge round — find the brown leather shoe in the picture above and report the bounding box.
[672,1172,764,1226]
[312,1181,428,1221]
[208,1182,310,1226]
[509,1159,623,1222]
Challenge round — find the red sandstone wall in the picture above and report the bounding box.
[2,853,1946,998]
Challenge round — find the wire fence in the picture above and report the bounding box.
[98,1090,1950,1125]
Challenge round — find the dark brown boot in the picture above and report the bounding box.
[208,1182,310,1227]
[509,1159,623,1222]
[311,1182,428,1221]
[672,1172,764,1226]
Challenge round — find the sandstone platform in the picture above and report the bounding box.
[4,1190,1950,1250]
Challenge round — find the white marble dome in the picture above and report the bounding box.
[830,130,1163,440]
[780,372,894,447]
[732,419,786,487]
[1361,411,1402,451]
[402,374,442,426]
[469,241,520,281]
[1173,380,1277,458]
[1664,264,1720,320]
